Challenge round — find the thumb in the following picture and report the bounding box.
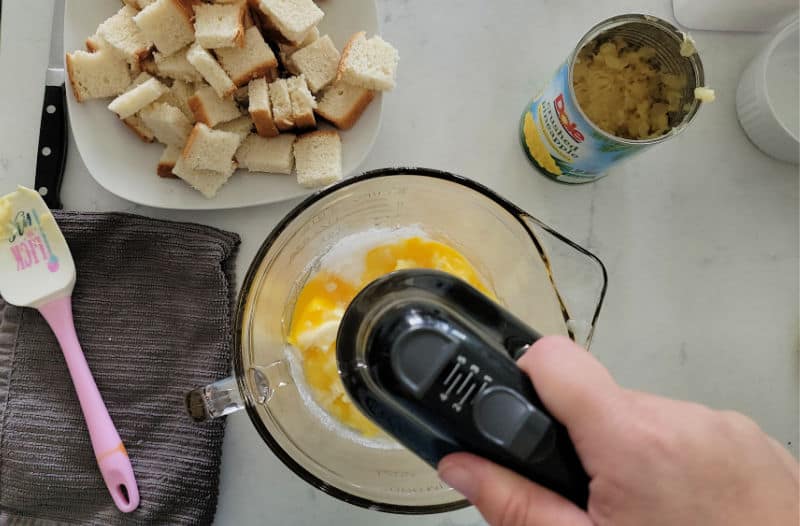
[518,335,624,447]
[439,453,592,526]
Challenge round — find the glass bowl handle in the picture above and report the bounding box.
[186,376,243,422]
[518,213,608,348]
[186,361,289,422]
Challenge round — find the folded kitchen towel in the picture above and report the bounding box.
[0,211,240,525]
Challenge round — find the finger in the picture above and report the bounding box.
[439,453,592,526]
[518,335,624,442]
[766,435,800,474]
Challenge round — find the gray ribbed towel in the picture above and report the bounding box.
[0,211,240,525]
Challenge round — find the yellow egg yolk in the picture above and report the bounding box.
[287,237,491,436]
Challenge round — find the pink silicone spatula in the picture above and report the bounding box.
[0,187,139,513]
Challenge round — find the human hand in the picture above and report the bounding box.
[438,335,799,526]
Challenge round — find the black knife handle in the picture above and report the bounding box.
[35,83,68,210]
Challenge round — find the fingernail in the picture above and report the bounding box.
[439,464,478,502]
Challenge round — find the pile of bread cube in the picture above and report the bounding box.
[66,0,399,198]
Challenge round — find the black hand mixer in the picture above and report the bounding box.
[336,269,590,509]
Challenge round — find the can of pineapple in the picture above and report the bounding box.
[520,14,707,183]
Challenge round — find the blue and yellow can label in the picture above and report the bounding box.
[521,62,646,183]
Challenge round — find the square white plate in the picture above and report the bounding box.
[64,0,382,210]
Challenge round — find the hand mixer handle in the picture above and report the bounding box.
[338,270,591,508]
[38,297,140,513]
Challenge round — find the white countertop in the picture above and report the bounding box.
[1,1,797,524]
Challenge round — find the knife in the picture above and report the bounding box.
[35,0,68,210]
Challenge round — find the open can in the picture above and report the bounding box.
[520,14,706,183]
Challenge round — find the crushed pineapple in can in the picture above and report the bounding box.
[521,14,709,183]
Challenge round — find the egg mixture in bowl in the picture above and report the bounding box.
[287,227,494,440]
[232,169,607,513]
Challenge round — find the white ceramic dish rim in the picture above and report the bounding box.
[760,16,799,142]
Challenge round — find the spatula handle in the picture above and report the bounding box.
[38,297,140,513]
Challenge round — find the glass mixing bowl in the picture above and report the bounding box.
[186,168,607,513]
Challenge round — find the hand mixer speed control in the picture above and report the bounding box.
[389,321,557,467]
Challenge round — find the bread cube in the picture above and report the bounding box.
[287,75,316,129]
[66,49,132,101]
[140,102,193,146]
[277,26,319,74]
[108,76,169,118]
[158,143,181,177]
[315,80,374,130]
[293,130,341,188]
[122,114,156,142]
[216,26,278,87]
[133,0,196,56]
[215,115,254,141]
[182,123,242,173]
[153,46,203,82]
[268,78,294,131]
[188,84,242,126]
[97,5,153,67]
[235,133,295,173]
[186,43,236,98]
[254,0,323,43]
[193,2,246,49]
[338,32,398,91]
[291,34,339,93]
[172,155,237,198]
[248,77,279,137]
[158,79,197,122]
